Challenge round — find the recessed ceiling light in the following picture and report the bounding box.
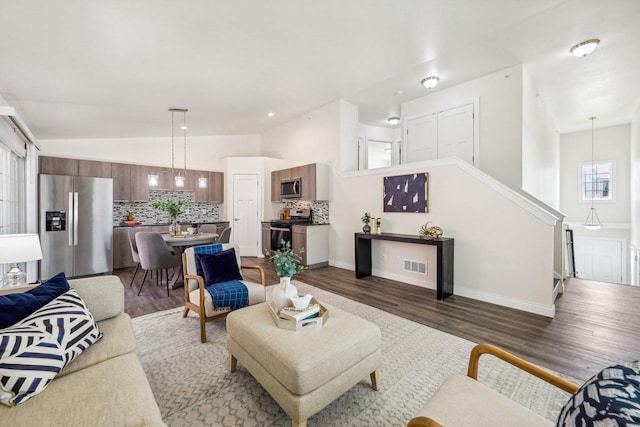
[421,76,440,89]
[387,117,400,126]
[393,90,404,96]
[180,125,188,130]
[267,112,275,117]
[570,39,600,57]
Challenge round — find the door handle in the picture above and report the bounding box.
[73,192,79,246]
[68,192,74,246]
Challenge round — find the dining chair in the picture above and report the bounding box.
[127,229,142,287]
[197,224,217,234]
[135,232,182,297]
[217,227,232,243]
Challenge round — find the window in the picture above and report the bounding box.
[581,160,613,201]
[0,142,25,278]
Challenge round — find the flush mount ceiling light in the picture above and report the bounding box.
[421,76,440,89]
[570,39,600,57]
[584,117,604,230]
[387,117,400,126]
[267,112,275,117]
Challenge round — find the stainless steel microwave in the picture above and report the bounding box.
[281,177,302,198]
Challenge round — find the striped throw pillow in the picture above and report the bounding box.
[0,288,103,406]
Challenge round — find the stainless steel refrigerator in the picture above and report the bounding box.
[39,174,113,280]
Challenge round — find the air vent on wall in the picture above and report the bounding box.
[404,260,427,274]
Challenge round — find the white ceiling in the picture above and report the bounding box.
[0,0,638,140]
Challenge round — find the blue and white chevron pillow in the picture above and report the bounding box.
[0,288,103,406]
[557,364,640,426]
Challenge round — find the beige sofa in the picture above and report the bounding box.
[0,275,166,427]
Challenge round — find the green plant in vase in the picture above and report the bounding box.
[152,199,189,235]
[265,240,305,309]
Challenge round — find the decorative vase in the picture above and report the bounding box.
[362,223,371,233]
[169,218,181,236]
[273,276,298,309]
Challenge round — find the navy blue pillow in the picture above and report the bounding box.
[0,272,70,329]
[197,249,242,285]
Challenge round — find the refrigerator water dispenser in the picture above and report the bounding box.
[45,211,66,231]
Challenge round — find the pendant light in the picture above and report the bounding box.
[169,108,188,189]
[584,117,603,230]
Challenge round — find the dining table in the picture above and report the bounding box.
[161,232,219,288]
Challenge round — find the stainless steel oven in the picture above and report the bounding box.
[270,223,291,251]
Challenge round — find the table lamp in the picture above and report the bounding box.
[0,234,43,287]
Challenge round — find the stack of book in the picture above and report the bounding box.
[279,304,320,321]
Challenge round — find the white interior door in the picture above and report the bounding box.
[574,236,625,284]
[437,103,474,164]
[405,113,437,163]
[233,174,259,256]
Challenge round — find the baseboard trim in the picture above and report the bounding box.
[455,286,555,318]
[371,269,436,289]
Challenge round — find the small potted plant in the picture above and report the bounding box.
[361,212,371,233]
[265,240,305,309]
[152,199,189,236]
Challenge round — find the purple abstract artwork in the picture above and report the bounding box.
[383,173,429,213]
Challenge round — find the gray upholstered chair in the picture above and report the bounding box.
[197,224,217,234]
[216,227,232,243]
[127,228,142,287]
[135,232,182,297]
[182,243,265,342]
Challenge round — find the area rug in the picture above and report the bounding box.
[132,281,578,426]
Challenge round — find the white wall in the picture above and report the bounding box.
[261,100,557,316]
[560,124,631,282]
[560,124,631,225]
[401,65,524,189]
[630,106,640,285]
[332,160,556,315]
[522,67,560,209]
[38,134,260,171]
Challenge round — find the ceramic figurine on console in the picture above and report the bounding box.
[265,240,305,309]
[361,212,371,233]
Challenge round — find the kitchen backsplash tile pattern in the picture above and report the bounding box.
[283,200,329,224]
[113,190,221,226]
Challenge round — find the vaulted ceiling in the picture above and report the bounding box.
[0,0,638,139]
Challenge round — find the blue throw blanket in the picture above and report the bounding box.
[205,280,249,311]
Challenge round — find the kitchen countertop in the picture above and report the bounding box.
[261,221,329,227]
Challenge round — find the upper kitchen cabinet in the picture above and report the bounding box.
[39,156,79,176]
[78,160,112,178]
[209,172,224,202]
[111,163,131,201]
[193,170,224,202]
[271,163,329,202]
[130,164,150,201]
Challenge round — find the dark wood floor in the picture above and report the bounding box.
[114,259,640,382]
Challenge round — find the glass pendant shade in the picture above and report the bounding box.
[198,177,208,188]
[174,175,185,188]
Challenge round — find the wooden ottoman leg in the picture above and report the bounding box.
[370,368,381,391]
[229,354,237,373]
[292,419,307,427]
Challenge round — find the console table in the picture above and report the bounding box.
[354,232,454,300]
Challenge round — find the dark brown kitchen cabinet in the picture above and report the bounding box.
[78,160,112,178]
[154,167,174,190]
[193,170,210,202]
[271,163,328,201]
[111,163,131,201]
[39,156,79,176]
[209,172,224,202]
[130,165,150,201]
[183,170,196,192]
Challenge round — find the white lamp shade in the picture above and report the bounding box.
[0,234,43,264]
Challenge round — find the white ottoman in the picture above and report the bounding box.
[226,302,382,427]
